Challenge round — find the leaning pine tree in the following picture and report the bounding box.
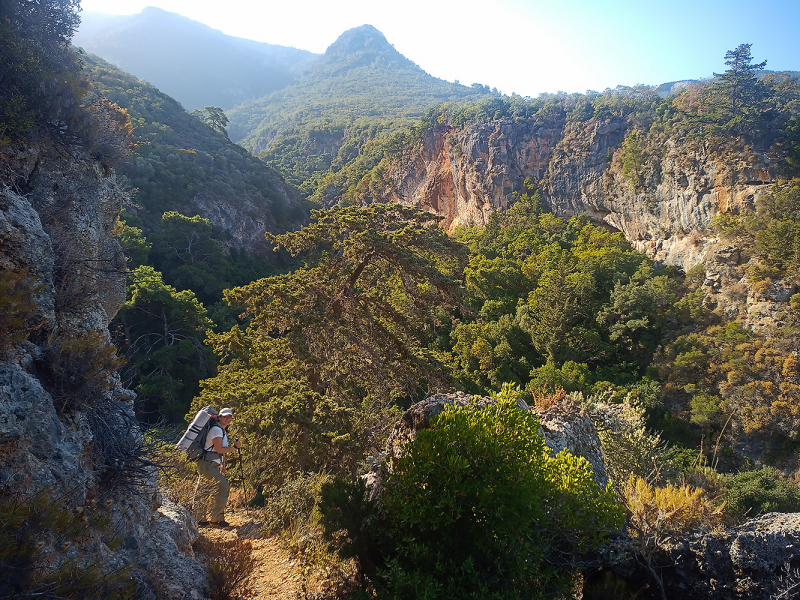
[195,204,468,483]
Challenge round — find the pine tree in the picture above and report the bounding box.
[707,43,768,134]
[196,203,468,477]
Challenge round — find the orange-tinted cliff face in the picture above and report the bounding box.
[374,114,566,231]
[367,115,780,273]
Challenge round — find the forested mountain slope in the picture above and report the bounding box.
[75,7,316,110]
[226,25,498,200]
[85,54,307,253]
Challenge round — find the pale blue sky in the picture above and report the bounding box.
[79,0,800,97]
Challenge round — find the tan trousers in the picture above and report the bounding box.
[197,458,230,522]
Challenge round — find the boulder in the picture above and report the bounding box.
[378,391,608,487]
[590,512,800,599]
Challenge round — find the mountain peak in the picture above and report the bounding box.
[323,24,414,72]
[326,25,393,57]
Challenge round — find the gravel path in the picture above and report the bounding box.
[198,509,312,599]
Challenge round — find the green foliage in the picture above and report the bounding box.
[84,54,303,233]
[148,211,230,305]
[0,0,86,144]
[724,467,800,521]
[262,472,333,536]
[620,129,647,189]
[0,268,41,351]
[596,263,681,363]
[689,392,726,428]
[752,179,800,278]
[319,476,381,572]
[192,106,229,136]
[529,361,592,395]
[671,44,798,139]
[112,266,215,421]
[785,115,800,175]
[114,212,151,269]
[593,394,670,497]
[447,192,683,396]
[707,44,768,135]
[367,385,622,599]
[198,204,467,480]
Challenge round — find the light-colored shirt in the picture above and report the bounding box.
[204,425,229,464]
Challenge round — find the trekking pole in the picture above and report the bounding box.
[192,473,202,510]
[236,437,250,516]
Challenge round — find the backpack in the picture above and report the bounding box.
[176,406,219,461]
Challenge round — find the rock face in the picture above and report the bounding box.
[372,116,779,277]
[0,145,206,599]
[381,392,608,487]
[591,512,800,599]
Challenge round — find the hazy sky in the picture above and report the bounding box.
[79,0,800,97]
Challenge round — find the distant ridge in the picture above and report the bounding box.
[227,24,496,152]
[74,7,317,110]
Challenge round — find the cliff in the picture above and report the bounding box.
[374,116,779,273]
[360,110,792,332]
[0,144,206,599]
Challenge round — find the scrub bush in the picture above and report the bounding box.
[323,384,623,599]
[724,467,800,521]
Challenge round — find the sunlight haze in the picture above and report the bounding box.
[79,0,799,97]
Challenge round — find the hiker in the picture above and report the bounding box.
[197,407,241,526]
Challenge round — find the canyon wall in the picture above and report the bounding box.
[374,116,779,274]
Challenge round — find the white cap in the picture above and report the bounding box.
[219,408,233,416]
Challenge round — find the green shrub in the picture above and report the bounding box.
[724,467,800,521]
[319,476,380,577]
[343,383,623,599]
[262,472,333,536]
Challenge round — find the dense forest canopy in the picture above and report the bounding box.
[84,54,307,235]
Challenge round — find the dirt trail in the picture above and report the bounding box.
[198,508,313,599]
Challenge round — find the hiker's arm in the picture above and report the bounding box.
[211,436,241,454]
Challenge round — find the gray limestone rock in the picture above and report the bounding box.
[592,512,800,599]
[0,144,208,599]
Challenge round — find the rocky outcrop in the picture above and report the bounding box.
[590,512,800,600]
[379,392,607,487]
[0,145,206,599]
[379,117,564,232]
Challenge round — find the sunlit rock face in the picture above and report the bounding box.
[368,116,784,330]
[371,116,779,276]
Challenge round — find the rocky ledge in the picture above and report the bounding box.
[590,512,800,599]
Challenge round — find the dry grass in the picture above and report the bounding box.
[195,534,256,600]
